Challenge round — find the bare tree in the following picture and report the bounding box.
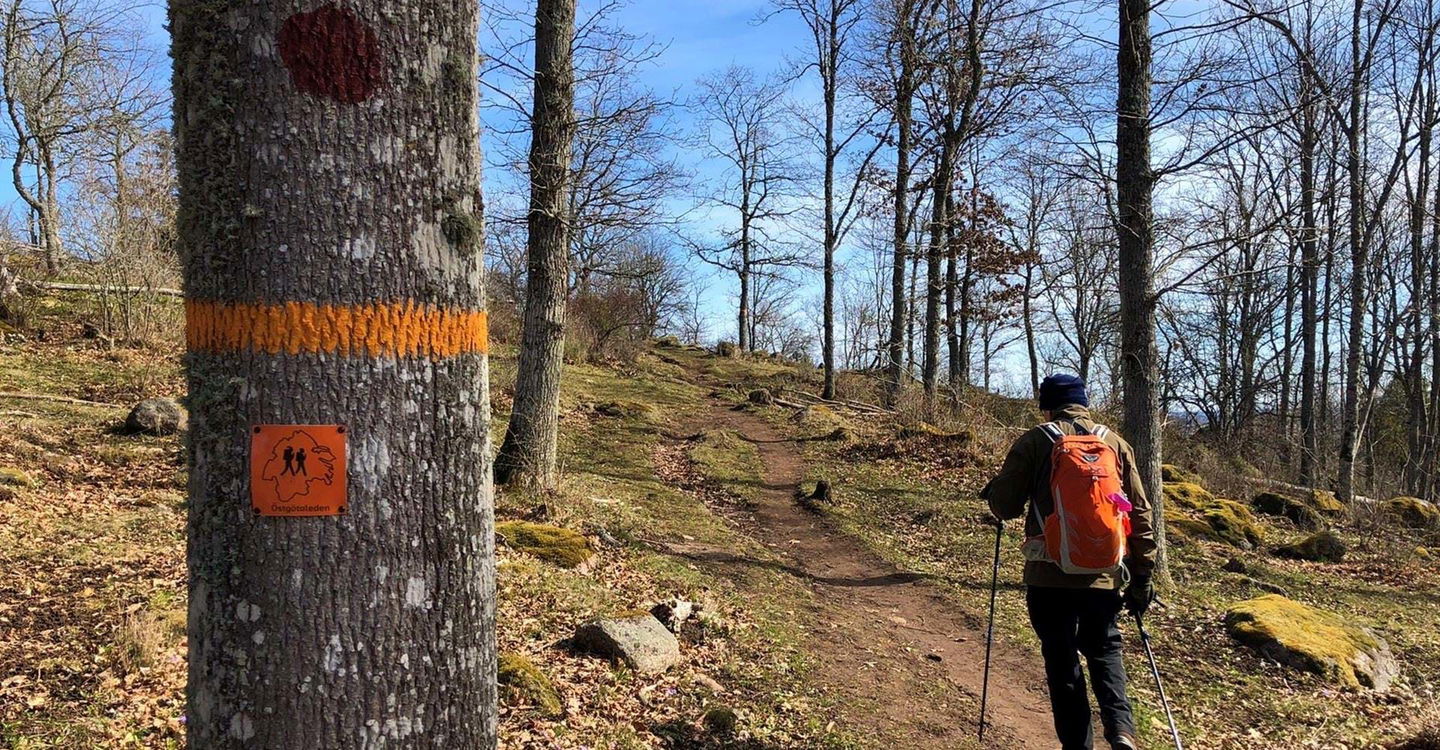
[0,0,158,274]
[771,0,884,398]
[689,65,804,351]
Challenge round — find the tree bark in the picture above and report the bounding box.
[1298,76,1320,488]
[1337,0,1366,504]
[885,0,915,406]
[923,139,952,402]
[496,0,577,490]
[1116,0,1168,582]
[173,0,495,746]
[821,1,840,399]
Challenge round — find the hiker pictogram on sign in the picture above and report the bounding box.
[250,425,348,516]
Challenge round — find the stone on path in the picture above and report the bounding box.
[573,613,681,674]
[124,398,187,435]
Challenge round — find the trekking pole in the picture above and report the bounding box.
[978,518,1002,743]
[1134,612,1184,750]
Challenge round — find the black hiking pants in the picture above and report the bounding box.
[1026,586,1136,749]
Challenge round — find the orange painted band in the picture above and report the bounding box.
[186,300,488,358]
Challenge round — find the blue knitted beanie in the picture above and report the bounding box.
[1038,374,1088,410]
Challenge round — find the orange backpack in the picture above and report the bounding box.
[1025,421,1130,575]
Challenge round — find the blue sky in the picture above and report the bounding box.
[4,0,813,344]
[4,0,1072,396]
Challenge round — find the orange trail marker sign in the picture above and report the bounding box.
[250,425,348,516]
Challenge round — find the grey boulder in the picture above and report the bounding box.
[574,614,681,673]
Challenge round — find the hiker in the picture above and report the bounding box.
[981,373,1156,750]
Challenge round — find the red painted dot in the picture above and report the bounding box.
[278,4,383,104]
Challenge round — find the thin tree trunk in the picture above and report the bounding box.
[1299,80,1320,488]
[945,191,962,392]
[821,3,839,399]
[924,138,953,402]
[1116,0,1168,582]
[174,0,496,745]
[885,0,915,406]
[1337,0,1366,505]
[496,0,577,490]
[1024,261,1039,398]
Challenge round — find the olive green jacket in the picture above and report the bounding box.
[982,404,1156,590]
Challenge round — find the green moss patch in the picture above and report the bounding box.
[495,521,595,569]
[1164,481,1216,511]
[0,466,38,488]
[498,652,564,718]
[1201,499,1266,549]
[1166,498,1264,549]
[1224,594,1398,690]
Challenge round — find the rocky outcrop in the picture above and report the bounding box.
[1382,496,1439,529]
[1251,491,1324,530]
[1274,531,1348,563]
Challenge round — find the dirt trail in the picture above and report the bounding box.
[674,401,1057,749]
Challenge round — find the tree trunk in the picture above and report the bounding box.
[1299,82,1320,488]
[946,192,962,392]
[173,0,496,745]
[1116,0,1168,582]
[821,7,839,399]
[885,0,915,406]
[924,139,953,402]
[496,0,577,490]
[1337,0,1366,505]
[1023,261,1039,398]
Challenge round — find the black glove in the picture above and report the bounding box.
[1124,574,1154,616]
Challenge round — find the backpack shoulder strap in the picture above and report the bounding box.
[1092,424,1110,440]
[1038,422,1064,443]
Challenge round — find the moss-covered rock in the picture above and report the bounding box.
[1274,531,1348,563]
[593,400,654,420]
[1251,491,1324,530]
[1166,499,1263,549]
[1382,496,1440,529]
[793,404,846,434]
[1164,481,1217,511]
[1224,594,1398,690]
[1161,464,1202,485]
[0,467,38,488]
[1201,500,1266,549]
[1306,490,1346,517]
[497,652,564,718]
[715,341,737,357]
[747,388,774,406]
[495,521,595,569]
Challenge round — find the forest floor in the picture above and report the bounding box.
[3,302,1439,748]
